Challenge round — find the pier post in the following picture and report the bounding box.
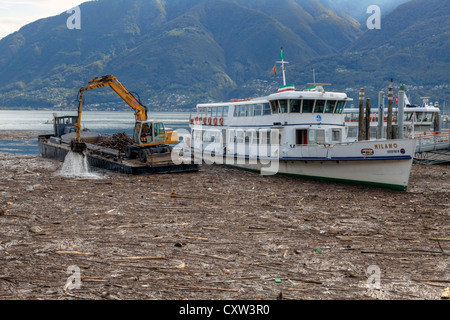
[358,88,365,141]
[387,86,393,140]
[397,87,405,139]
[377,91,385,139]
[434,102,440,132]
[365,98,371,140]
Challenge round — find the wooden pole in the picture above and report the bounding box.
[365,98,371,140]
[397,87,405,139]
[377,91,385,139]
[387,86,393,140]
[434,102,440,132]
[358,88,365,141]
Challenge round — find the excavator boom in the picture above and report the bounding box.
[72,75,177,157]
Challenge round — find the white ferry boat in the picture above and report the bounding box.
[187,50,417,190]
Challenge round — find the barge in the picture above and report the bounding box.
[38,115,198,175]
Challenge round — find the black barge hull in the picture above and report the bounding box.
[38,134,198,175]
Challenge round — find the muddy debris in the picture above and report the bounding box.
[0,131,449,300]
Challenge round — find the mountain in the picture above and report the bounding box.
[0,0,448,111]
[292,0,450,105]
[0,0,362,109]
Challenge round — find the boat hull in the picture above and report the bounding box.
[192,138,417,191]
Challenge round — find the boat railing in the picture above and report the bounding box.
[414,130,450,152]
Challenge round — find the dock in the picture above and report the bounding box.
[414,130,450,164]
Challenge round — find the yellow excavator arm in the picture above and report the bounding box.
[75,75,147,141]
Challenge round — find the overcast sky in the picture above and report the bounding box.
[0,0,87,39]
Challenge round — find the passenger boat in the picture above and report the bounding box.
[188,50,417,190]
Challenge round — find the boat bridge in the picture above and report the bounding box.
[414,130,450,164]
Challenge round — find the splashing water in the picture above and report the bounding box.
[57,151,103,179]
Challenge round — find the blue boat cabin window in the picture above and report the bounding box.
[263,103,271,115]
[270,101,279,114]
[290,99,301,113]
[315,100,325,113]
[325,101,336,113]
[279,100,288,113]
[302,100,314,113]
[254,104,262,116]
[335,101,346,114]
[247,104,254,117]
[222,106,229,117]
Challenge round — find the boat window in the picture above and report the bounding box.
[279,100,288,113]
[222,106,229,118]
[233,106,238,117]
[335,101,346,114]
[290,99,301,113]
[236,130,244,143]
[252,130,259,144]
[247,104,254,117]
[325,101,336,113]
[258,129,270,145]
[302,100,314,113]
[270,101,279,114]
[332,129,341,142]
[315,129,325,144]
[423,112,433,122]
[416,112,424,122]
[314,100,325,113]
[254,104,262,116]
[263,103,271,115]
[404,112,414,121]
[347,127,357,138]
[239,105,246,117]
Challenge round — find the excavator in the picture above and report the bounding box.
[71,75,178,163]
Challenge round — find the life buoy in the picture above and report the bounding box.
[213,117,218,126]
[195,116,199,124]
[190,118,194,125]
[219,117,224,126]
[208,117,212,125]
[202,117,207,125]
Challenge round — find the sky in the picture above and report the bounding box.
[0,0,87,39]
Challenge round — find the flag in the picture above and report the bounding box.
[272,65,277,76]
[279,47,285,60]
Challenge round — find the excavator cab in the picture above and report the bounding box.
[134,120,167,146]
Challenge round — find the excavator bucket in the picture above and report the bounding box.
[70,140,87,154]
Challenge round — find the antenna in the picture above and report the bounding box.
[276,47,289,86]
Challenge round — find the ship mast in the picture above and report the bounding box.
[276,47,289,86]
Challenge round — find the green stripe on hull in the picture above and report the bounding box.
[225,164,408,191]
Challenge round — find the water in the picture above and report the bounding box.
[0,110,191,155]
[57,151,104,179]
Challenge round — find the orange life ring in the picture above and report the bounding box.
[202,117,207,125]
[208,117,212,125]
[190,118,194,125]
[219,117,224,126]
[194,116,199,124]
[213,117,218,126]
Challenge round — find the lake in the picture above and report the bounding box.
[0,110,191,155]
